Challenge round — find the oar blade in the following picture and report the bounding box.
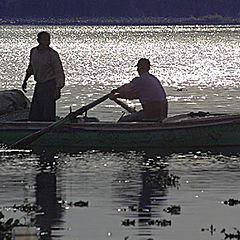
[11,131,44,149]
[10,116,70,149]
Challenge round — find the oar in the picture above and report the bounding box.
[111,97,136,113]
[10,93,110,149]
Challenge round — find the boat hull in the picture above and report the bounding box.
[1,114,240,152]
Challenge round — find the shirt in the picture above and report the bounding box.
[118,72,166,105]
[26,47,65,88]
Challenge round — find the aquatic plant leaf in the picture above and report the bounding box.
[5,218,13,226]
[13,219,20,226]
[73,201,88,207]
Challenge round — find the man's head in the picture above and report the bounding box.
[37,31,50,48]
[136,58,150,75]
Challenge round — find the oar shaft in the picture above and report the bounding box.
[112,98,136,113]
[10,93,110,149]
[74,94,110,117]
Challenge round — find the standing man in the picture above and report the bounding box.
[22,31,65,121]
[110,58,167,122]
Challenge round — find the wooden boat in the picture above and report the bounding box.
[1,111,240,152]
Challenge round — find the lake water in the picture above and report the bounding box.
[0,25,240,240]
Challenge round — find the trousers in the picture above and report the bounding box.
[119,100,168,122]
[29,80,56,121]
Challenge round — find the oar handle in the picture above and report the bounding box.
[111,98,136,113]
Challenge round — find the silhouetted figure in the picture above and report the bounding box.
[22,31,65,121]
[110,58,168,122]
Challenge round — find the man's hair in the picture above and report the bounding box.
[136,58,150,71]
[37,31,50,39]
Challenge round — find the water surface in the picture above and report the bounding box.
[0,25,240,240]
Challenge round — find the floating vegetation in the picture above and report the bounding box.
[163,205,181,215]
[122,219,135,226]
[223,198,240,206]
[73,200,89,207]
[147,219,171,227]
[201,224,216,235]
[222,228,240,239]
[146,172,180,189]
[118,204,150,213]
[12,203,42,213]
[0,211,23,240]
[58,200,89,208]
[3,200,88,219]
[201,226,240,238]
[121,218,171,227]
[129,205,150,212]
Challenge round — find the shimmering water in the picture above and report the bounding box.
[0,25,240,240]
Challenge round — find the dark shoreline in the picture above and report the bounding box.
[1,16,240,26]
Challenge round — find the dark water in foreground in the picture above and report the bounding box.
[0,148,240,240]
[1,25,240,239]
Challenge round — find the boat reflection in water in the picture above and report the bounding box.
[32,149,176,239]
[31,146,239,239]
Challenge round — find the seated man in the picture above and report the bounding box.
[111,58,168,122]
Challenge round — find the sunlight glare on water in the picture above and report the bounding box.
[1,25,240,119]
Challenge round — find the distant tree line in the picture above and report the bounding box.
[0,0,240,18]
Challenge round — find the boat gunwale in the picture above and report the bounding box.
[0,116,240,133]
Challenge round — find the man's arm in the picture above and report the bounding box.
[22,71,32,92]
[111,81,138,100]
[22,50,34,92]
[51,51,65,100]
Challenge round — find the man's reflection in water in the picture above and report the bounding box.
[114,150,170,235]
[35,154,64,240]
[138,152,169,229]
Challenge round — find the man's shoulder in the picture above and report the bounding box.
[131,76,140,83]
[147,73,160,81]
[48,47,59,56]
[30,47,38,53]
[145,73,157,78]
